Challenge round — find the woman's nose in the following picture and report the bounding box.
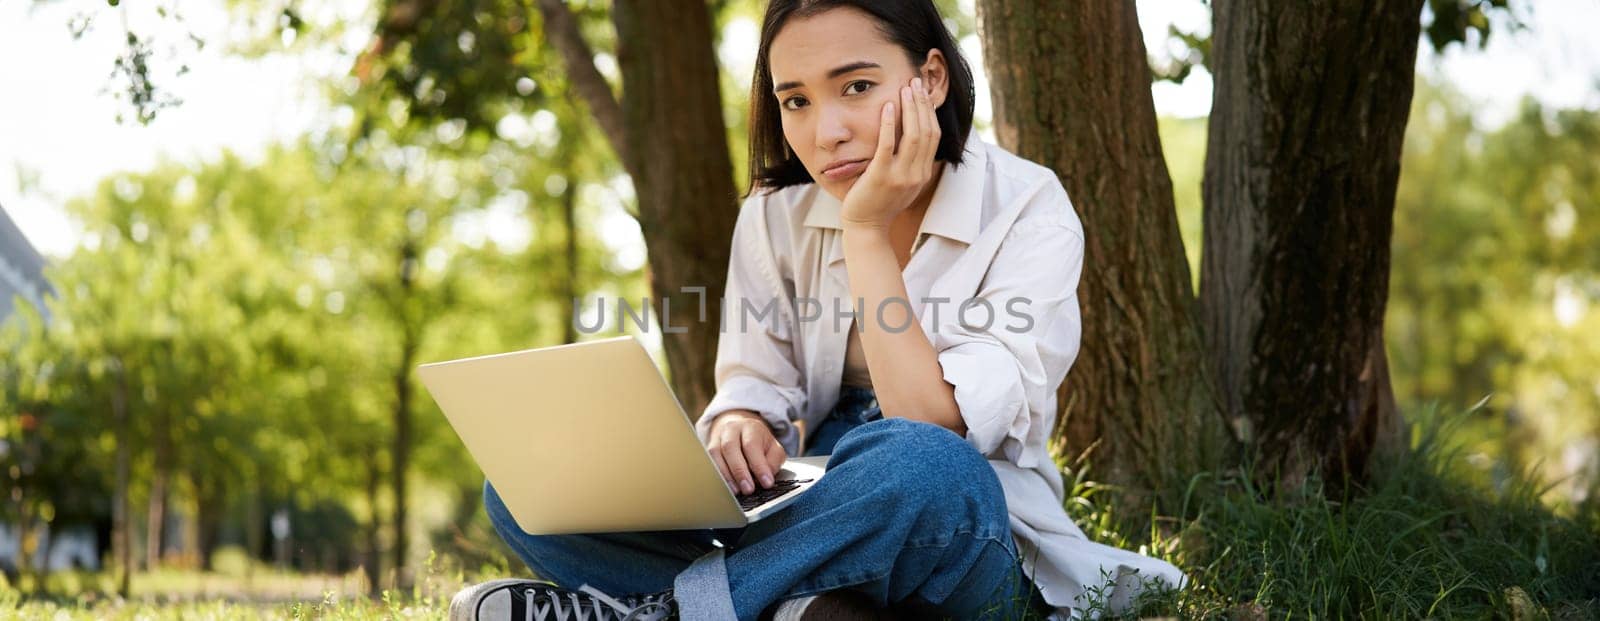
[814,105,852,150]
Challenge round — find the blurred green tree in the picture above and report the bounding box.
[0,128,643,589]
[1389,80,1600,502]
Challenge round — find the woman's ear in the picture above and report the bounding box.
[920,49,950,108]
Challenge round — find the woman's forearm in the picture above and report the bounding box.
[841,224,966,435]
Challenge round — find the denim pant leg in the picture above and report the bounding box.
[482,480,721,595]
[803,385,882,457]
[719,417,1047,620]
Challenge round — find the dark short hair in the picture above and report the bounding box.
[747,0,976,196]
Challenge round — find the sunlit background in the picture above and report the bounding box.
[1,0,1597,614]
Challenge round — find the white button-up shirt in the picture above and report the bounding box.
[693,132,1188,618]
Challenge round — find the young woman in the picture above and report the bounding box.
[455,1,1187,619]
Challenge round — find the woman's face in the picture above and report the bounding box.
[768,7,948,201]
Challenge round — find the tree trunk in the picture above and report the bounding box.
[610,0,739,419]
[245,479,262,585]
[34,521,55,579]
[190,471,221,572]
[145,471,166,570]
[111,359,132,598]
[1199,0,1417,490]
[391,237,419,590]
[535,0,738,420]
[146,418,171,570]
[390,344,414,589]
[561,161,580,346]
[977,0,1227,502]
[364,441,384,596]
[14,492,34,585]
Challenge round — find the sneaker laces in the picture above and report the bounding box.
[521,583,674,621]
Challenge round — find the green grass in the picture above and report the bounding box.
[4,408,1597,619]
[0,551,471,620]
[1090,405,1600,619]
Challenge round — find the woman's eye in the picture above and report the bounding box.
[779,82,869,111]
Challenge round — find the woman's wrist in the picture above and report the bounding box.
[712,408,765,432]
[841,220,893,238]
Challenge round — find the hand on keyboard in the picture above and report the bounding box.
[707,410,788,496]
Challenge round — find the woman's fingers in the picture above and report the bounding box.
[764,438,787,479]
[899,84,920,164]
[709,446,733,490]
[741,427,776,489]
[874,100,897,166]
[720,432,755,495]
[917,78,939,170]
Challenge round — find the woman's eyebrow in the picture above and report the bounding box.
[773,61,882,93]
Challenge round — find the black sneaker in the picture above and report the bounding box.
[449,578,677,621]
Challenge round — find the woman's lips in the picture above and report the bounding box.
[822,159,867,181]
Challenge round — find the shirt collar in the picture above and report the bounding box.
[802,130,987,245]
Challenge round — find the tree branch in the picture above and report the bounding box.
[534,0,630,169]
[354,0,441,84]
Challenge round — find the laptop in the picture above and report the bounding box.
[416,334,825,535]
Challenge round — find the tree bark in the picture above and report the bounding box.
[977,0,1227,501]
[145,469,166,570]
[13,489,33,586]
[561,161,580,345]
[245,478,264,583]
[190,470,221,572]
[146,409,171,570]
[1200,0,1417,489]
[532,0,737,420]
[391,238,419,589]
[608,0,739,419]
[34,521,54,580]
[363,447,383,596]
[535,0,629,165]
[108,358,133,597]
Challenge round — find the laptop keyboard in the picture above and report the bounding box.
[736,478,814,511]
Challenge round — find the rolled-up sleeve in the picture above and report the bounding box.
[693,194,807,455]
[932,183,1084,467]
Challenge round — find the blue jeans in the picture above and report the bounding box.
[483,386,1052,620]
